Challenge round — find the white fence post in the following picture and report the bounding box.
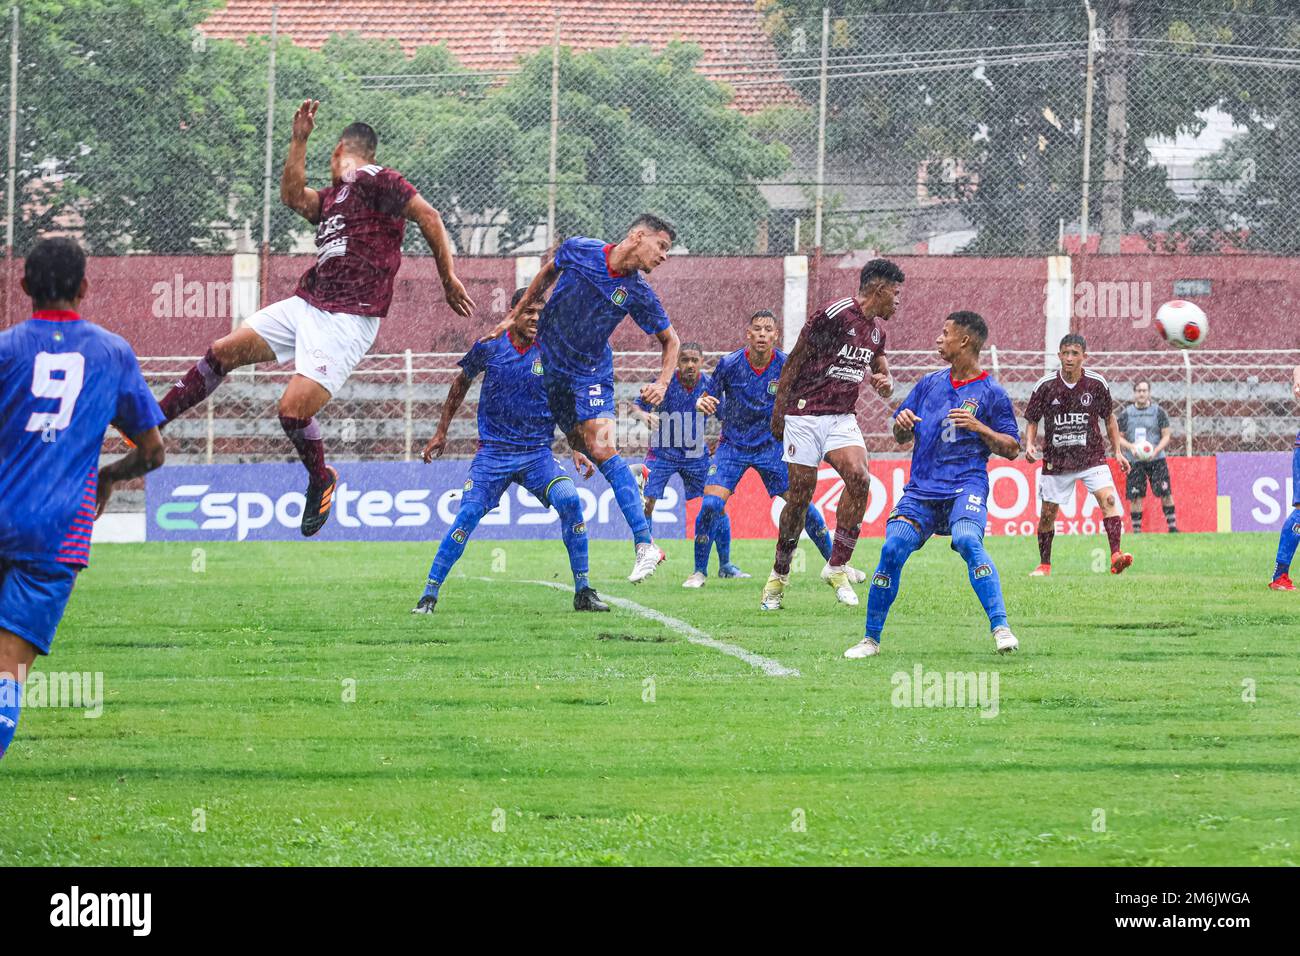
[1183,349,1193,456]
[404,348,414,461]
[783,254,809,351]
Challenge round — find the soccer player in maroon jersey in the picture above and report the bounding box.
[156,100,475,536]
[761,259,904,611]
[1024,334,1132,576]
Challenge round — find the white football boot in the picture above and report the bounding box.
[844,565,867,585]
[628,542,665,583]
[993,625,1020,654]
[682,571,707,589]
[760,572,788,611]
[821,564,859,606]
[843,638,880,659]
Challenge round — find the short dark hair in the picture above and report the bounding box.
[947,310,988,350]
[748,309,776,325]
[24,237,86,306]
[679,341,705,357]
[510,287,529,309]
[859,258,905,290]
[1135,380,1151,392]
[339,122,378,158]
[628,213,676,243]
[1059,333,1087,352]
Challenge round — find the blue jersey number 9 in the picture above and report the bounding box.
[24,351,86,432]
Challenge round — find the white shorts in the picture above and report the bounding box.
[244,295,379,395]
[1038,464,1116,505]
[781,413,866,468]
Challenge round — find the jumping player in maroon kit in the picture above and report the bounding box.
[1024,334,1132,576]
[156,100,475,535]
[761,259,904,611]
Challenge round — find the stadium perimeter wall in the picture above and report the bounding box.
[72,253,1298,357]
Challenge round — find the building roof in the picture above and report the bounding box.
[202,0,800,113]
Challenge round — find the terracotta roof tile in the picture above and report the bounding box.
[202,0,800,112]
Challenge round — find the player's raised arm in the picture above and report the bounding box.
[280,100,322,223]
[95,427,166,518]
[404,194,474,318]
[639,326,680,407]
[422,371,473,462]
[480,257,558,342]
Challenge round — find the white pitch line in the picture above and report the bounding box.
[521,579,801,678]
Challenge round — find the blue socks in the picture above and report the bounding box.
[1274,507,1300,579]
[694,494,727,574]
[950,519,1009,631]
[424,499,488,598]
[549,478,590,593]
[804,504,833,561]
[866,519,922,640]
[599,454,652,546]
[0,676,21,760]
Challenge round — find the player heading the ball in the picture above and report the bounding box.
[845,311,1022,659]
[1,239,168,761]
[481,216,681,585]
[156,101,475,537]
[762,259,903,611]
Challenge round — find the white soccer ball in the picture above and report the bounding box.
[1134,439,1155,461]
[1155,300,1208,349]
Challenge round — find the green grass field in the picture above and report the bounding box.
[1,531,1297,866]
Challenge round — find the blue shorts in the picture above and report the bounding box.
[0,557,80,656]
[544,368,615,435]
[707,439,789,497]
[463,446,570,511]
[889,491,989,544]
[643,450,710,501]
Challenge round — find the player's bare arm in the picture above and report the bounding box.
[870,352,893,399]
[1155,425,1172,455]
[1293,364,1300,401]
[422,372,472,462]
[696,393,720,415]
[630,404,660,432]
[640,326,680,406]
[95,427,166,517]
[892,407,921,444]
[481,258,559,342]
[1107,412,1131,474]
[770,332,812,438]
[571,449,596,479]
[280,100,322,223]
[948,408,1019,459]
[404,194,474,318]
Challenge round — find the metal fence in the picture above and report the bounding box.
[111,347,1299,468]
[3,0,1298,273]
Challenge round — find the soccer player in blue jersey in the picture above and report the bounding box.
[482,215,681,584]
[414,289,608,614]
[694,310,841,591]
[1267,364,1300,590]
[844,311,1022,659]
[631,342,739,587]
[0,239,167,761]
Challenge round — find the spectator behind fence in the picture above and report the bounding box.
[1117,381,1178,533]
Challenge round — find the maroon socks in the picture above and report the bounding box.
[159,347,226,423]
[279,415,331,485]
[828,526,861,567]
[773,534,799,575]
[1104,514,1123,554]
[1037,530,1054,565]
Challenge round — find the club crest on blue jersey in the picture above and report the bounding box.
[611,286,628,307]
[463,479,474,492]
[531,358,543,376]
[767,381,779,395]
[959,398,980,414]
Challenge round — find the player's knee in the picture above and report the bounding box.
[949,522,983,560]
[841,465,870,496]
[880,534,912,567]
[456,499,487,531]
[698,494,724,529]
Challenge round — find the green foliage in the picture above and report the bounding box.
[11,6,787,255]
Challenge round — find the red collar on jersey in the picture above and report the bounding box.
[745,348,774,375]
[32,309,81,322]
[603,244,630,278]
[507,330,535,355]
[950,369,988,388]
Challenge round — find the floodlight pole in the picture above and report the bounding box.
[811,7,829,309]
[259,4,279,307]
[1080,0,1097,250]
